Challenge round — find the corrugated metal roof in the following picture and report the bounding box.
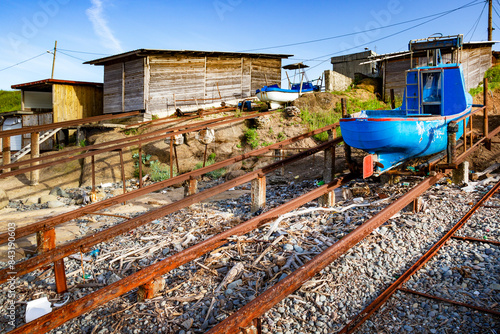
[85,49,293,65]
[11,79,103,90]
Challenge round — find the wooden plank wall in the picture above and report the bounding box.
[146,55,281,115]
[461,46,491,91]
[124,59,145,111]
[22,112,53,150]
[52,84,103,122]
[103,60,144,114]
[383,57,411,100]
[148,55,206,114]
[250,58,281,93]
[206,56,242,101]
[103,63,122,114]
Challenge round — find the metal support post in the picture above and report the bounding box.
[37,228,67,293]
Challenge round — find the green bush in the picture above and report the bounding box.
[0,90,21,113]
[277,131,286,141]
[149,160,175,181]
[194,153,226,179]
[300,108,340,142]
[485,65,500,83]
[245,128,260,148]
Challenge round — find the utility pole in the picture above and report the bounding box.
[51,40,57,79]
[488,0,493,41]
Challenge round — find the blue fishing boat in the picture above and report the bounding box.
[256,63,320,108]
[339,35,471,177]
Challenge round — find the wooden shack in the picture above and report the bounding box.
[9,79,103,149]
[85,49,291,117]
[371,41,495,100]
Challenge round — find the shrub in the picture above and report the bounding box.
[194,153,226,179]
[245,128,260,148]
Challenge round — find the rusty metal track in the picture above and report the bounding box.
[0,111,140,139]
[0,110,267,176]
[398,287,500,317]
[7,174,353,334]
[205,173,445,333]
[0,123,339,246]
[451,235,500,246]
[0,111,244,172]
[339,179,500,334]
[0,137,342,284]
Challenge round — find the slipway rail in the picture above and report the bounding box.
[6,140,347,334]
[206,174,445,333]
[339,179,500,333]
[0,122,340,245]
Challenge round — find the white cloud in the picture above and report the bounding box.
[86,0,123,54]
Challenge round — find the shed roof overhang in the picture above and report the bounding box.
[85,49,293,66]
[11,79,103,91]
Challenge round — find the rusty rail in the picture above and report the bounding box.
[0,110,267,175]
[0,111,140,139]
[339,179,500,333]
[7,174,353,334]
[0,122,340,246]
[206,173,444,333]
[0,137,342,283]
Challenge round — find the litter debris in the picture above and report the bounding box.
[25,297,52,323]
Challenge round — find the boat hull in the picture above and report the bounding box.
[256,90,300,104]
[340,109,470,174]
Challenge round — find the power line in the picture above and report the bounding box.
[301,0,486,74]
[0,52,49,72]
[58,48,110,56]
[58,50,89,62]
[465,1,487,42]
[240,0,483,53]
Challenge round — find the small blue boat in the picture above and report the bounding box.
[256,63,320,108]
[339,35,471,176]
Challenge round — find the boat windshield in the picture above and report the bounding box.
[421,71,442,115]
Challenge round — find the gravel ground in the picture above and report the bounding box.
[0,172,498,334]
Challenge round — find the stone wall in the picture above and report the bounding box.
[324,70,353,92]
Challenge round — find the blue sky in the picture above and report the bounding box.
[0,0,498,90]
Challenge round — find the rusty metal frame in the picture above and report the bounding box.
[398,287,500,317]
[6,170,352,334]
[0,111,140,139]
[0,110,267,175]
[339,179,500,334]
[0,122,340,246]
[0,137,342,284]
[206,174,444,333]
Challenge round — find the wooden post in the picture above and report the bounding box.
[251,175,266,214]
[185,177,198,197]
[30,132,40,185]
[447,122,458,164]
[137,276,165,301]
[390,89,395,109]
[37,228,67,293]
[2,137,11,173]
